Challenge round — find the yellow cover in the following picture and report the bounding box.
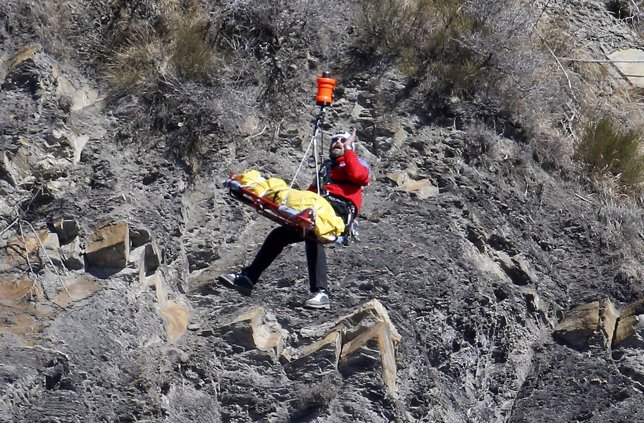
[274,189,345,239]
[234,170,345,240]
[235,171,287,198]
[247,178,289,198]
[236,170,264,186]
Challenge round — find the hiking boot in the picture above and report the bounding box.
[219,272,254,296]
[304,290,330,309]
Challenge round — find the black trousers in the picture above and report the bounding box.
[242,225,327,292]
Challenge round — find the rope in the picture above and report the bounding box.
[287,132,317,194]
[286,108,326,202]
[313,130,321,195]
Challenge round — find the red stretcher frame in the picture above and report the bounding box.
[225,177,335,244]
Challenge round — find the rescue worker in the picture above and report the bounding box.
[220,128,370,309]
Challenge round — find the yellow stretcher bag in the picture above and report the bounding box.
[234,170,345,239]
[274,189,345,239]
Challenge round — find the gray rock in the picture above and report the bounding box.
[85,221,129,269]
[52,216,79,245]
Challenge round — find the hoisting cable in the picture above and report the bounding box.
[285,72,336,201]
[312,118,321,195]
[287,112,325,197]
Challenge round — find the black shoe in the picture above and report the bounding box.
[219,272,254,296]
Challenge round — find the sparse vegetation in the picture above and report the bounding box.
[354,1,565,142]
[100,0,262,169]
[463,123,498,164]
[105,1,217,96]
[289,378,339,421]
[353,0,644,198]
[606,0,644,27]
[575,117,644,189]
[99,0,354,168]
[355,0,485,85]
[596,204,644,259]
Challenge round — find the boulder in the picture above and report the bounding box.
[55,74,100,111]
[386,172,439,200]
[59,238,84,271]
[284,331,342,380]
[51,217,79,245]
[608,48,644,88]
[553,298,618,350]
[613,298,644,347]
[218,307,285,360]
[85,221,129,269]
[46,128,88,165]
[2,143,33,187]
[129,227,152,249]
[386,171,409,187]
[402,178,439,199]
[36,231,61,267]
[1,44,41,95]
[128,241,160,278]
[495,251,538,286]
[284,299,401,393]
[332,299,401,393]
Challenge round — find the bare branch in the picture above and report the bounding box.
[558,58,644,64]
[0,217,19,237]
[21,219,71,297]
[541,37,578,102]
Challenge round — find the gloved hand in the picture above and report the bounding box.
[345,128,357,151]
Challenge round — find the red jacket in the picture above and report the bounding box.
[311,150,370,212]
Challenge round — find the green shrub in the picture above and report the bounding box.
[575,118,644,187]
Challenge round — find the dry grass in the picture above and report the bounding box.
[289,377,340,421]
[596,203,644,262]
[99,0,272,169]
[106,1,217,97]
[463,123,498,164]
[355,0,482,78]
[354,1,567,153]
[354,0,644,199]
[575,117,644,189]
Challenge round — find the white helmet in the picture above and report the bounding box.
[330,132,352,149]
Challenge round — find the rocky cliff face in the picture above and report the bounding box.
[1,1,643,422]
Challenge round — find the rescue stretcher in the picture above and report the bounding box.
[224,175,340,244]
[220,73,350,244]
